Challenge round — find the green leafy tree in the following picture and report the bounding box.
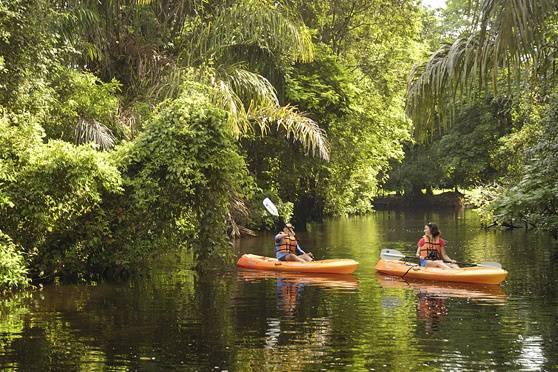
[481,94,558,236]
[405,0,558,236]
[54,0,329,158]
[0,231,29,290]
[0,0,55,107]
[0,112,123,281]
[113,85,252,269]
[245,0,422,220]
[385,144,443,197]
[407,0,558,135]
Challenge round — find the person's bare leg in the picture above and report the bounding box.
[285,254,306,262]
[426,260,452,269]
[439,261,454,269]
[299,253,313,262]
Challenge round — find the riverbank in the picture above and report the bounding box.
[373,191,465,209]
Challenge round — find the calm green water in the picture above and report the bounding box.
[1,210,558,371]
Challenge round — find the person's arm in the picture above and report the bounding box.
[296,242,305,255]
[440,240,455,262]
[416,238,424,257]
[275,232,286,244]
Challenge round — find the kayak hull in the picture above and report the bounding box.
[375,259,508,285]
[237,254,359,274]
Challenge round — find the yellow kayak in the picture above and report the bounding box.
[375,259,508,285]
[237,254,359,274]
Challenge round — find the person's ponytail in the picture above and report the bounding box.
[427,222,440,238]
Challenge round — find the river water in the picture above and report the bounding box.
[1,210,557,370]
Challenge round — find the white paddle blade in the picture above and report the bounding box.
[380,249,405,260]
[263,198,279,217]
[477,262,503,269]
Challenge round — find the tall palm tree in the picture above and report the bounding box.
[407,0,558,136]
[56,0,329,159]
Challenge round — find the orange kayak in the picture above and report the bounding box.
[375,259,508,285]
[237,254,359,274]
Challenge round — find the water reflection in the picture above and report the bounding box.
[238,270,358,290]
[236,270,358,370]
[376,274,507,302]
[416,292,447,332]
[237,270,358,333]
[1,210,558,370]
[376,274,507,334]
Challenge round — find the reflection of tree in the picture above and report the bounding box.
[234,315,331,372]
[0,287,113,370]
[0,291,32,363]
[0,250,234,370]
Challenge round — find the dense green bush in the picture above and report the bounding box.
[481,95,558,237]
[0,230,29,290]
[113,85,251,268]
[43,68,122,143]
[0,112,123,281]
[0,85,254,281]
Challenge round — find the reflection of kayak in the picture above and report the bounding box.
[375,259,508,285]
[238,270,359,289]
[376,274,506,303]
[237,254,359,274]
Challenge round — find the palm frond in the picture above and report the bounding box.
[407,0,558,137]
[180,0,313,66]
[250,104,330,161]
[222,65,279,107]
[148,65,329,159]
[227,194,256,239]
[74,117,115,150]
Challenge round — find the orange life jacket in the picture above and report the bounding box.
[276,235,298,255]
[419,235,442,260]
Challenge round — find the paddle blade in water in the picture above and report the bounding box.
[263,197,279,217]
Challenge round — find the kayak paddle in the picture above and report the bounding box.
[263,197,279,217]
[380,249,502,269]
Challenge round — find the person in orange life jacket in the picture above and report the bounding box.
[415,222,458,269]
[274,222,314,262]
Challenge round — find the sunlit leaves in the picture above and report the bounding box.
[0,231,29,290]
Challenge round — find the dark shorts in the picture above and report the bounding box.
[419,258,428,267]
[276,252,290,261]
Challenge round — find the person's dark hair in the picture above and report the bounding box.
[427,222,440,237]
[275,219,286,234]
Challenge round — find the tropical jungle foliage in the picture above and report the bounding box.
[3,0,557,289]
[397,0,558,237]
[0,0,427,288]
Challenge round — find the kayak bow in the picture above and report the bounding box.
[375,258,508,285]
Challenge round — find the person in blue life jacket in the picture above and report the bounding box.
[274,222,314,262]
